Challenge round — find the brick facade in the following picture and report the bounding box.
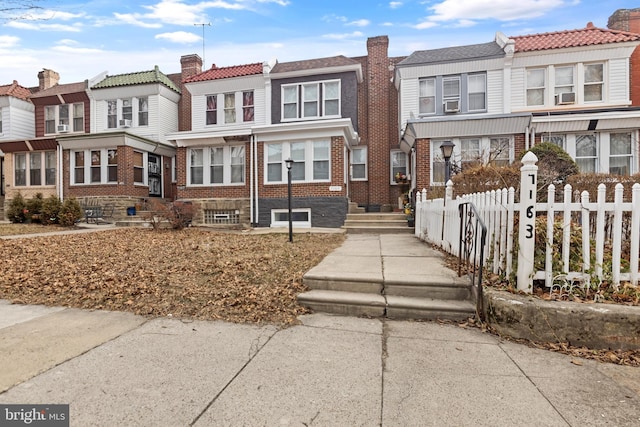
[608,8,640,106]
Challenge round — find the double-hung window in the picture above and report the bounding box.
[282,80,341,120]
[107,100,118,129]
[71,149,118,185]
[133,151,145,184]
[609,133,632,175]
[430,141,446,184]
[542,134,566,149]
[418,78,436,115]
[73,103,84,132]
[351,147,367,180]
[575,134,597,173]
[106,98,146,128]
[265,140,331,183]
[14,152,56,186]
[468,74,486,111]
[391,150,408,184]
[461,138,481,170]
[122,99,133,122]
[138,97,149,126]
[242,91,254,122]
[443,77,460,102]
[554,66,575,100]
[526,69,546,106]
[44,103,83,134]
[188,145,246,185]
[224,93,236,123]
[206,95,217,125]
[489,137,510,167]
[584,63,604,102]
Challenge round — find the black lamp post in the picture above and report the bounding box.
[285,158,294,243]
[440,140,455,184]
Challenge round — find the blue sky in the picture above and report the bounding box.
[0,0,638,87]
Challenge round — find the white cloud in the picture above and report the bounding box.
[155,31,201,43]
[347,19,370,27]
[114,12,163,29]
[427,0,569,22]
[389,1,403,8]
[57,39,79,46]
[140,0,246,26]
[5,21,83,32]
[322,14,348,24]
[52,45,104,54]
[0,35,20,48]
[322,31,364,40]
[413,20,438,30]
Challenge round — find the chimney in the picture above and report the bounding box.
[37,68,60,91]
[178,54,202,132]
[180,54,203,81]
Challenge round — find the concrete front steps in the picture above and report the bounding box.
[342,212,413,234]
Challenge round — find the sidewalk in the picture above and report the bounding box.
[0,229,639,426]
[1,303,639,425]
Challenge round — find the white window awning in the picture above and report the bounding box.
[400,113,532,153]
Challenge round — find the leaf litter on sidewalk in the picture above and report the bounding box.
[0,228,345,325]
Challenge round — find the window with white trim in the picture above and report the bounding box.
[71,149,118,185]
[188,145,246,186]
[575,134,597,173]
[431,141,446,184]
[13,151,56,186]
[265,140,331,183]
[609,133,632,175]
[391,150,408,184]
[419,78,436,115]
[205,91,254,126]
[584,63,604,102]
[351,147,367,180]
[443,76,460,103]
[460,138,481,170]
[541,134,566,149]
[224,93,236,123]
[242,91,254,122]
[106,98,146,129]
[45,103,83,134]
[554,66,575,98]
[468,74,486,111]
[526,68,546,106]
[281,80,341,120]
[133,151,145,184]
[206,95,217,125]
[271,208,311,228]
[489,137,510,167]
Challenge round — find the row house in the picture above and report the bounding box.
[0,66,181,216]
[397,18,640,193]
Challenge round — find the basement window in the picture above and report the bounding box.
[204,209,240,225]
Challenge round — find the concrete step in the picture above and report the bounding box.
[343,226,414,234]
[342,212,412,234]
[346,213,406,221]
[348,202,366,214]
[297,290,474,321]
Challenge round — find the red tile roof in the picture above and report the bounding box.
[512,22,640,52]
[185,62,263,83]
[0,80,32,101]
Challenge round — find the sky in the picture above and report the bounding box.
[1,0,639,87]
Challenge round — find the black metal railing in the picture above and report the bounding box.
[458,202,488,320]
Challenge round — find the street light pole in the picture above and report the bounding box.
[285,158,294,243]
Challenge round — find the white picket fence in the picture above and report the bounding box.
[415,153,640,291]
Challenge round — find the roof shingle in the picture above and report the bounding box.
[397,41,505,67]
[92,66,180,93]
[271,55,360,74]
[511,22,640,52]
[0,80,32,101]
[185,63,263,83]
[29,81,87,98]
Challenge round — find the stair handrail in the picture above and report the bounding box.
[458,202,488,321]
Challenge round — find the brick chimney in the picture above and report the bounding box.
[37,68,60,91]
[178,54,203,131]
[366,36,393,208]
[608,8,640,105]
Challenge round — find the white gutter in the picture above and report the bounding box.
[253,133,259,226]
[250,134,255,226]
[57,144,63,200]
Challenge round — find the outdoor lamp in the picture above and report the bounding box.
[440,140,455,184]
[285,158,294,242]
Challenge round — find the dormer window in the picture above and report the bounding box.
[206,91,254,126]
[107,97,148,129]
[584,63,604,102]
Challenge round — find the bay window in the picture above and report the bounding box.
[14,151,56,186]
[188,145,246,185]
[265,140,331,183]
[71,149,119,185]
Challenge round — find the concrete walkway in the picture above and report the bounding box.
[1,306,639,425]
[0,228,639,425]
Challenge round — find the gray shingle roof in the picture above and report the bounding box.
[271,55,361,74]
[397,41,505,67]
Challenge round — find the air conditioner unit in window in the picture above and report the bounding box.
[555,92,576,105]
[57,124,69,133]
[119,119,132,128]
[444,99,460,113]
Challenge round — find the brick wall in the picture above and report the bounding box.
[178,54,202,132]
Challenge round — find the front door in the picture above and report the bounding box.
[148,154,161,197]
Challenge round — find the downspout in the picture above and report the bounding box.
[57,144,63,200]
[249,134,254,226]
[253,134,259,227]
[525,126,530,151]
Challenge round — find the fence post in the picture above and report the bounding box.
[517,152,538,292]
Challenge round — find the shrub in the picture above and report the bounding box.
[524,142,579,200]
[41,195,63,225]
[451,163,521,197]
[6,192,27,223]
[143,199,194,230]
[567,173,640,202]
[25,193,44,223]
[58,197,82,226]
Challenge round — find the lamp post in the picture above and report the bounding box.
[440,140,455,184]
[285,158,294,243]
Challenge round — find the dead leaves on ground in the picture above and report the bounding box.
[0,228,345,325]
